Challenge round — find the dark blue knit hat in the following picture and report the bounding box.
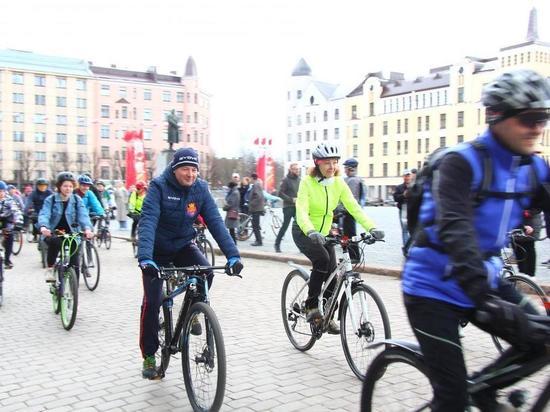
[171,147,199,171]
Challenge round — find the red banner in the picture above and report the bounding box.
[123,130,146,189]
[256,154,275,193]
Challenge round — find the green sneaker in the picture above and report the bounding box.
[142,355,158,380]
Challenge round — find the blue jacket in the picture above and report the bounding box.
[402,130,550,308]
[38,193,93,233]
[76,190,105,216]
[138,167,240,262]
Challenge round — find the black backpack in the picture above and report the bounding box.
[404,140,541,255]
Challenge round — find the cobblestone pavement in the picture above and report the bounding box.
[0,237,548,411]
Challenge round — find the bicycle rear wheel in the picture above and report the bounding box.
[340,283,391,380]
[236,214,253,241]
[156,303,172,379]
[271,214,282,237]
[361,346,432,412]
[182,302,226,412]
[492,274,549,353]
[104,231,112,250]
[198,238,215,266]
[60,268,78,330]
[12,231,23,255]
[82,242,101,291]
[281,269,316,351]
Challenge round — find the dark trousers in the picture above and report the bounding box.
[512,239,536,276]
[405,280,542,412]
[251,212,262,244]
[228,228,237,244]
[131,219,139,239]
[342,213,360,262]
[139,243,211,358]
[292,224,337,309]
[45,236,80,277]
[2,231,14,263]
[275,206,295,247]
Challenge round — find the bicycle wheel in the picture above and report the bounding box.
[60,268,78,330]
[281,269,316,351]
[182,302,226,412]
[340,283,391,380]
[26,223,35,242]
[236,214,253,241]
[361,346,432,412]
[271,213,282,237]
[156,303,172,379]
[492,274,549,353]
[12,231,23,255]
[198,239,215,266]
[40,239,48,269]
[104,231,112,250]
[95,232,103,248]
[82,242,101,291]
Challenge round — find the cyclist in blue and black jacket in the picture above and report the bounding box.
[402,69,550,411]
[138,147,243,380]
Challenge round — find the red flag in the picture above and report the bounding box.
[123,130,146,189]
[253,137,259,145]
[261,137,266,146]
[264,157,275,193]
[268,139,272,146]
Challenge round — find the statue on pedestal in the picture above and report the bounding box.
[166,109,180,150]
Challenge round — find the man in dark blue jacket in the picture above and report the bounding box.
[138,147,243,380]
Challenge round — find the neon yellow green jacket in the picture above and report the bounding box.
[128,191,145,213]
[296,175,376,236]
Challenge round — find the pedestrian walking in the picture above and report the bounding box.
[114,181,129,230]
[274,163,300,253]
[224,181,241,243]
[393,169,412,251]
[248,173,265,246]
[239,176,250,214]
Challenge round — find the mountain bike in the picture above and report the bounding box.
[80,238,100,291]
[281,231,391,380]
[264,204,282,236]
[49,231,81,330]
[156,264,242,412]
[193,224,215,266]
[361,314,550,411]
[94,214,112,250]
[236,213,253,241]
[38,236,48,268]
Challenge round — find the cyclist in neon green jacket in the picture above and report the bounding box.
[292,143,384,332]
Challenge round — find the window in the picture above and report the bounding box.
[144,129,152,140]
[397,119,401,134]
[457,111,464,127]
[56,133,67,144]
[323,110,328,121]
[13,93,24,104]
[352,124,359,138]
[13,131,24,142]
[14,151,23,160]
[35,95,46,105]
[297,90,302,99]
[323,129,328,140]
[457,87,464,103]
[34,132,46,143]
[425,138,430,153]
[457,134,464,143]
[194,112,198,123]
[56,96,67,107]
[353,144,358,158]
[56,115,67,125]
[101,125,110,139]
[100,167,110,180]
[369,123,374,137]
[417,116,422,132]
[35,75,46,87]
[143,109,152,121]
[404,118,409,133]
[369,164,373,177]
[397,162,401,176]
[305,112,310,123]
[425,116,430,131]
[383,163,388,177]
[76,79,87,91]
[121,106,128,119]
[100,84,110,96]
[13,112,24,123]
[33,114,46,124]
[56,77,67,88]
[404,140,408,155]
[35,152,46,161]
[351,105,358,119]
[440,113,446,129]
[12,72,24,84]
[369,102,374,116]
[144,89,152,100]
[334,128,339,139]
[287,116,292,127]
[177,92,184,103]
[101,105,110,118]
[334,108,340,120]
[383,121,388,135]
[440,136,446,148]
[383,142,388,156]
[76,98,87,109]
[296,115,301,125]
[101,146,110,158]
[77,116,86,127]
[119,87,127,98]
[193,130,198,143]
[417,138,422,153]
[77,134,87,145]
[369,143,374,157]
[194,93,198,104]
[304,131,309,142]
[162,91,171,102]
[397,141,401,155]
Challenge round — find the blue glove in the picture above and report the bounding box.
[226,257,243,276]
[139,259,159,270]
[139,259,159,278]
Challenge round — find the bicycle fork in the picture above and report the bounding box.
[343,277,370,337]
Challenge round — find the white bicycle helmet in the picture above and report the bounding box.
[312,142,340,160]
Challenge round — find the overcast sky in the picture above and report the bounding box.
[1,0,548,158]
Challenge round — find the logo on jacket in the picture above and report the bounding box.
[186,202,198,217]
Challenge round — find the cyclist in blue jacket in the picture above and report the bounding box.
[138,147,243,380]
[74,175,105,219]
[402,69,550,411]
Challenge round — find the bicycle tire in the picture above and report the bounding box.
[82,242,101,291]
[60,268,78,330]
[105,231,112,250]
[156,303,172,378]
[340,283,391,380]
[236,213,253,241]
[271,214,282,237]
[361,346,432,412]
[26,223,35,242]
[281,269,316,351]
[12,231,23,255]
[40,239,48,269]
[198,239,215,266]
[531,378,550,412]
[182,302,226,412]
[492,274,549,353]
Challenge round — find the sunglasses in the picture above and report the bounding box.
[515,111,549,128]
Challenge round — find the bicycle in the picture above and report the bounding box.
[264,204,283,237]
[361,314,550,411]
[25,213,36,243]
[281,230,391,380]
[11,228,23,256]
[193,224,215,266]
[48,231,81,330]
[128,212,141,258]
[94,214,112,250]
[79,237,100,291]
[156,264,241,412]
[236,213,253,241]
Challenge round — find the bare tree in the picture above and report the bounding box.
[91,149,101,179]
[15,149,36,185]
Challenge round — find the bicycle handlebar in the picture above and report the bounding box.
[159,264,243,279]
[324,232,382,246]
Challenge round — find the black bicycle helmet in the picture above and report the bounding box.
[56,171,76,186]
[35,177,48,186]
[78,174,93,185]
[482,69,550,123]
[312,142,340,160]
[343,158,358,168]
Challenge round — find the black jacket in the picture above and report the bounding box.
[279,173,300,208]
[393,182,408,210]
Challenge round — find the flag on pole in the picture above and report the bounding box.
[123,130,146,189]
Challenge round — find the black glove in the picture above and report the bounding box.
[139,259,159,279]
[369,228,385,240]
[307,230,325,246]
[225,257,243,276]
